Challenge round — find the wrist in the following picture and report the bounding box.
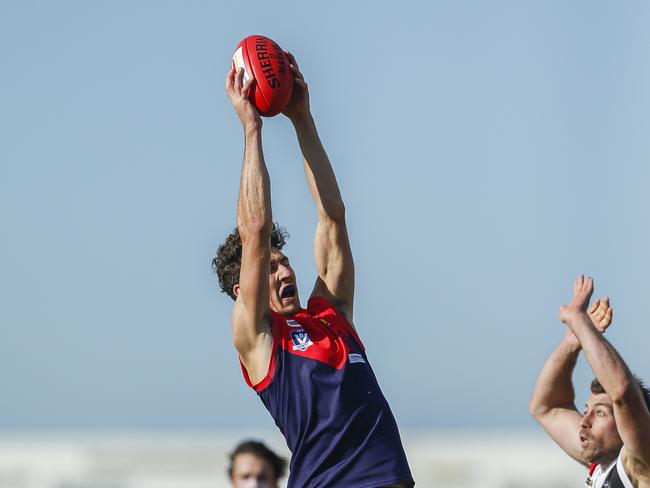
[243,121,262,137]
[558,304,589,326]
[562,312,598,342]
[290,111,314,129]
[562,333,582,353]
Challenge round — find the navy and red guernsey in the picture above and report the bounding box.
[241,295,413,488]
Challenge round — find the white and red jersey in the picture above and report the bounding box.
[585,453,634,488]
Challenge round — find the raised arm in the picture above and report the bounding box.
[282,53,355,322]
[529,332,585,464]
[560,276,650,480]
[226,69,273,383]
[530,292,613,465]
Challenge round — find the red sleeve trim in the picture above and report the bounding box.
[239,321,279,393]
[307,295,365,352]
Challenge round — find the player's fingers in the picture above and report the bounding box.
[289,63,304,80]
[573,276,580,295]
[582,276,591,294]
[596,298,608,313]
[605,308,613,325]
[225,69,235,92]
[588,299,600,315]
[285,51,299,69]
[234,68,244,94]
[293,77,307,90]
[241,76,255,95]
[598,313,610,329]
[597,305,612,327]
[600,305,612,318]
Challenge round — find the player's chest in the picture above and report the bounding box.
[277,316,363,369]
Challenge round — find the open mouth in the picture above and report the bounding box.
[280,284,296,299]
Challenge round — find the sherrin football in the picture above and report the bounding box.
[232,35,294,117]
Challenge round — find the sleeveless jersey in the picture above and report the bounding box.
[585,453,634,488]
[241,296,413,488]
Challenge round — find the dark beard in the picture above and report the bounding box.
[582,444,619,466]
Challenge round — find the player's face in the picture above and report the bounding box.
[579,393,623,465]
[268,248,300,315]
[230,452,278,488]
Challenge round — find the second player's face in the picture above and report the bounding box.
[579,393,623,465]
[268,249,300,315]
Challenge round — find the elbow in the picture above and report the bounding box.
[529,396,550,420]
[608,378,635,406]
[529,401,543,420]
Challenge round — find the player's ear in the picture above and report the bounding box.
[233,284,240,298]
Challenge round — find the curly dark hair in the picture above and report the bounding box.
[212,223,288,300]
[591,375,650,412]
[227,439,287,481]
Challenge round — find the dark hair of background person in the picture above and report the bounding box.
[227,440,288,480]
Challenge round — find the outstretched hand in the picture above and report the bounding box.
[559,275,613,347]
[588,296,613,332]
[281,52,311,122]
[225,68,262,131]
[563,294,613,346]
[558,274,594,325]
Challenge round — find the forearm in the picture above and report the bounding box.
[237,127,272,236]
[530,336,581,417]
[567,313,634,402]
[292,115,345,220]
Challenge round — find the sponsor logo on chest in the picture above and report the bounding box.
[290,329,314,351]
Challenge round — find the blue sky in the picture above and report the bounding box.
[1,0,649,432]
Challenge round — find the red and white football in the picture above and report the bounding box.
[232,35,294,117]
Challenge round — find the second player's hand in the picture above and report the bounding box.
[564,296,613,347]
[588,297,613,332]
[558,274,594,325]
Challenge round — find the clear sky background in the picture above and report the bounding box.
[1,0,648,432]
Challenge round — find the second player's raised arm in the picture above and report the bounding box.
[529,334,586,465]
[567,312,650,473]
[559,275,650,477]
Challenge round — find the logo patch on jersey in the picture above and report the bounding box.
[286,319,302,328]
[348,353,366,364]
[291,330,313,351]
